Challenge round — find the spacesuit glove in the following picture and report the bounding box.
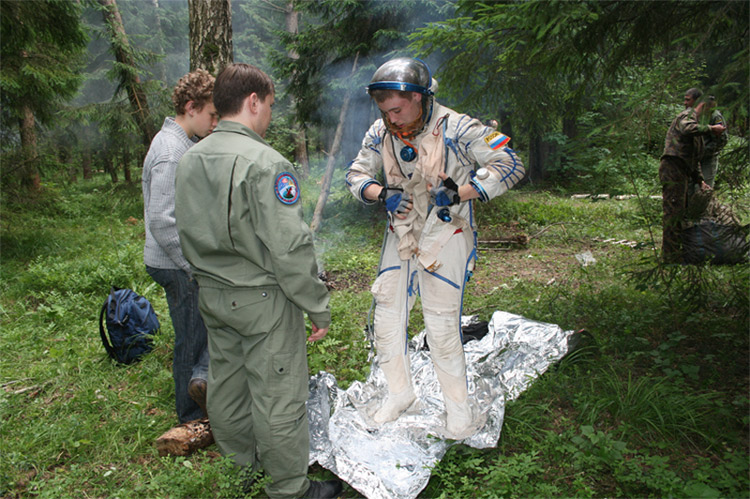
[379,187,411,214]
[430,176,461,207]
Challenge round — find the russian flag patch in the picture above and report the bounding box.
[484,131,510,150]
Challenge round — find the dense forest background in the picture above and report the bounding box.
[1,1,748,497]
[1,0,748,201]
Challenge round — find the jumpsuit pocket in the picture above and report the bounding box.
[272,353,293,377]
[371,268,400,307]
[199,287,276,334]
[268,351,308,415]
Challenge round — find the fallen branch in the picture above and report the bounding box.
[155,418,214,457]
[2,378,32,389]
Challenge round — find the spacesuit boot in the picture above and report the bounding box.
[431,347,475,439]
[373,348,416,424]
[373,385,416,424]
[444,395,474,439]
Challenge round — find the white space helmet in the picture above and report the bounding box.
[366,57,435,136]
[367,57,434,96]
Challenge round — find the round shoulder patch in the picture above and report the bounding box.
[274,172,300,205]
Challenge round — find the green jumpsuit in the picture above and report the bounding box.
[175,120,331,498]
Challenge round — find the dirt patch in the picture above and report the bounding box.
[318,270,372,293]
[471,241,588,293]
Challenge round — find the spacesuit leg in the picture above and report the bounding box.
[420,233,474,437]
[370,235,418,423]
[372,233,418,424]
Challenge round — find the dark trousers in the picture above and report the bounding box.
[146,266,209,423]
[659,157,689,263]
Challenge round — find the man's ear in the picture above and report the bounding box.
[185,100,196,116]
[246,93,259,114]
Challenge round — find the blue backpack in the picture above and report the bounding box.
[99,287,160,365]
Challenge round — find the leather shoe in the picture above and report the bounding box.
[300,479,343,498]
[187,378,208,418]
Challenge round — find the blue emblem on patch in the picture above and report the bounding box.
[274,172,300,205]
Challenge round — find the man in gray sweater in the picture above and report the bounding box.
[142,69,218,423]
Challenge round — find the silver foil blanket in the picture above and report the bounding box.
[307,311,577,499]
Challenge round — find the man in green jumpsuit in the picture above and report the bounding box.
[175,63,342,499]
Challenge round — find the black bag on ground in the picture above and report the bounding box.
[422,320,489,351]
[99,286,160,364]
[682,219,750,265]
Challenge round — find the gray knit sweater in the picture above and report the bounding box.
[142,117,197,272]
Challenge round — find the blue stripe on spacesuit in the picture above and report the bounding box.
[444,118,476,172]
[356,179,380,204]
[402,261,415,354]
[458,247,476,343]
[484,146,524,190]
[469,179,490,202]
[445,136,460,159]
[369,127,383,145]
[408,269,419,297]
[455,118,485,167]
[378,265,400,276]
[425,269,461,290]
[455,115,475,138]
[344,160,355,188]
[366,128,383,154]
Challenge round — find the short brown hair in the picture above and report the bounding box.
[213,63,274,117]
[172,69,215,115]
[369,88,414,104]
[685,87,703,101]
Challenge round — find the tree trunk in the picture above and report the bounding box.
[189,0,233,74]
[309,53,359,233]
[122,147,132,183]
[105,153,118,183]
[294,130,309,177]
[98,0,156,148]
[561,116,577,169]
[527,132,550,185]
[499,110,514,141]
[82,151,93,180]
[285,2,309,175]
[59,146,77,183]
[18,104,41,191]
[149,0,168,83]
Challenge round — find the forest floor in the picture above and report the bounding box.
[1,176,748,498]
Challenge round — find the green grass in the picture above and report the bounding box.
[1,173,748,498]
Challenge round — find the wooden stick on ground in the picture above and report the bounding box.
[155,418,214,457]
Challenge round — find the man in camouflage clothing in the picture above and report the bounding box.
[659,92,727,263]
[700,96,729,188]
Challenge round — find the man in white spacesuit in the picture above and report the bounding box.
[346,57,525,438]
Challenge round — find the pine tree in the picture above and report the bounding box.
[412,0,749,186]
[96,0,157,148]
[0,0,88,190]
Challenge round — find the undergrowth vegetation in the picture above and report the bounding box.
[1,174,747,498]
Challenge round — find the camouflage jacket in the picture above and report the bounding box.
[661,107,711,181]
[703,109,728,157]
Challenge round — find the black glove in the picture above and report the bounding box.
[430,177,461,206]
[378,187,411,214]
